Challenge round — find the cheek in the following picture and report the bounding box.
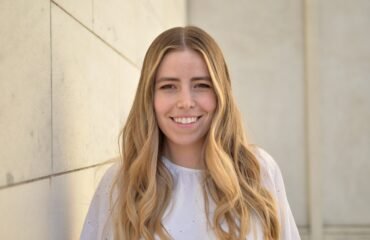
[153,95,164,116]
[154,95,168,117]
[202,93,217,113]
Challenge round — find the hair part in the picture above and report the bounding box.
[110,26,280,240]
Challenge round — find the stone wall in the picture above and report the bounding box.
[189,0,370,239]
[0,0,186,239]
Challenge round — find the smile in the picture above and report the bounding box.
[171,116,201,124]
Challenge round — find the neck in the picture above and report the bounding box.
[163,139,206,169]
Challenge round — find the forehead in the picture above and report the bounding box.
[155,49,210,79]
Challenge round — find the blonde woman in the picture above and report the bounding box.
[81,26,301,240]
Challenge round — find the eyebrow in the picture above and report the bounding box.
[156,76,212,82]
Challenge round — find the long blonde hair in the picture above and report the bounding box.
[111,26,280,240]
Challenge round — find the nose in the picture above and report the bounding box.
[176,87,195,109]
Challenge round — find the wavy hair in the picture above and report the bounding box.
[110,26,280,240]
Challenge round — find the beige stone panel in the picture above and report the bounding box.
[51,162,114,240]
[0,180,51,239]
[188,0,307,225]
[321,0,370,225]
[148,0,187,28]
[52,4,139,172]
[299,230,309,240]
[135,0,167,66]
[0,0,51,186]
[323,225,370,240]
[324,236,370,240]
[93,0,164,66]
[53,0,93,29]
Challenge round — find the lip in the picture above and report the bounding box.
[171,114,202,118]
[170,115,202,127]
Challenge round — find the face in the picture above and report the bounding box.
[154,49,217,149]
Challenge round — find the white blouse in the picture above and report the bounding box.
[80,148,301,240]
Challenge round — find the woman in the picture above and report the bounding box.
[81,26,300,240]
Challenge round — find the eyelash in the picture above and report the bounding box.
[159,84,176,90]
[194,83,211,88]
[159,83,211,90]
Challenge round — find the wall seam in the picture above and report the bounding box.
[303,0,323,239]
[50,0,139,70]
[0,159,117,190]
[91,0,94,31]
[50,0,53,177]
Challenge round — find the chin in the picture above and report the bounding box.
[167,135,207,147]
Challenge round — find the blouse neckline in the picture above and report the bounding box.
[161,156,205,175]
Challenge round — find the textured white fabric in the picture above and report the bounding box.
[80,148,301,240]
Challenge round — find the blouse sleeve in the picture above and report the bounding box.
[255,148,301,240]
[80,163,119,240]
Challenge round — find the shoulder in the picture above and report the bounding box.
[98,161,121,191]
[251,147,302,239]
[251,146,282,192]
[80,161,121,240]
[252,147,280,178]
[94,161,122,209]
[91,161,121,201]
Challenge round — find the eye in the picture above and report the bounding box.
[194,83,212,89]
[159,84,176,90]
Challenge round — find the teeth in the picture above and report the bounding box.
[173,117,198,124]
